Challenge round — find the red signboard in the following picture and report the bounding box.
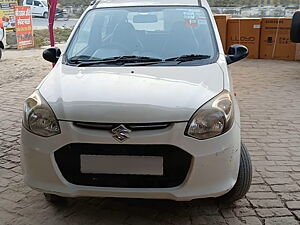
[15,6,34,49]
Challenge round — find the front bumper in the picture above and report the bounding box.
[21,121,240,201]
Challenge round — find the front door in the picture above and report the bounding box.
[33,0,44,16]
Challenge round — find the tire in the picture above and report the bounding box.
[291,12,300,43]
[44,193,66,204]
[43,12,48,19]
[0,48,2,60]
[219,142,252,203]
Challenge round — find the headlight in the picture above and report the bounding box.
[23,90,60,137]
[185,90,234,140]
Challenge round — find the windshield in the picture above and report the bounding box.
[65,6,217,66]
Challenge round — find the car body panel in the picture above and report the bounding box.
[39,61,224,123]
[21,119,241,201]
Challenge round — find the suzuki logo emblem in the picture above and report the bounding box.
[112,125,131,142]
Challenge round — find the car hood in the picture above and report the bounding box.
[39,63,224,123]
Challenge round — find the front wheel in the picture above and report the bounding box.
[44,193,66,204]
[219,142,252,203]
[43,12,48,18]
[0,48,2,60]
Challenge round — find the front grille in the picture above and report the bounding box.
[73,122,170,131]
[54,144,192,188]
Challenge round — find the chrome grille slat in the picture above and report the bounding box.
[73,122,170,131]
[74,123,114,129]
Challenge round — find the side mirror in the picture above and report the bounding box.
[43,47,61,64]
[291,11,300,43]
[226,45,249,65]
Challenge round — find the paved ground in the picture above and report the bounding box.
[0,50,300,225]
[32,18,78,30]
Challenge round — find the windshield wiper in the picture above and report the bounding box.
[68,55,209,67]
[67,55,102,63]
[165,54,211,63]
[75,56,163,67]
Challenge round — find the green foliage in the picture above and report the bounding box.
[56,0,299,7]
[33,28,73,48]
[208,0,257,7]
[208,0,299,6]
[59,0,91,7]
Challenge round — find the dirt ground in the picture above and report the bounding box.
[0,48,300,225]
[0,50,47,86]
[0,45,64,86]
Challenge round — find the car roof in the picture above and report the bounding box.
[95,0,202,8]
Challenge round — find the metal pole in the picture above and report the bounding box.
[48,0,58,47]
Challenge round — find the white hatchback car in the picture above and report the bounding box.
[21,0,252,203]
[23,0,49,18]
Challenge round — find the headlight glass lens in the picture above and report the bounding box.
[23,91,60,137]
[186,90,234,140]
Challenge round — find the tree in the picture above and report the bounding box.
[59,0,91,7]
[208,0,258,7]
[55,0,298,7]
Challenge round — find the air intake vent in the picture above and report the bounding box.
[54,144,192,188]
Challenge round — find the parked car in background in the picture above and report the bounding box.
[291,11,300,43]
[55,8,69,21]
[23,0,49,18]
[21,0,252,204]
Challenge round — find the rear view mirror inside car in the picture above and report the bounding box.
[133,14,158,23]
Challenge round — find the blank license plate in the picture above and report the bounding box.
[80,155,163,176]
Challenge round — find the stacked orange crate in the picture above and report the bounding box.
[260,18,296,61]
[226,18,262,59]
[214,14,232,51]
